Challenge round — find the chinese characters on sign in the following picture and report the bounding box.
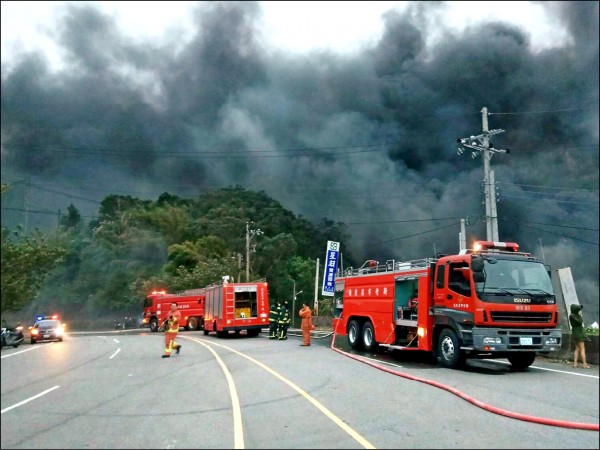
[321,241,340,297]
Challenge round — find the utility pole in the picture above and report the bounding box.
[459,218,467,251]
[245,222,263,282]
[457,106,510,242]
[291,279,303,329]
[245,222,250,282]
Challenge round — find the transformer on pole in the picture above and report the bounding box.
[457,106,510,242]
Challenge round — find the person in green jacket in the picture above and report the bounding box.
[569,304,590,369]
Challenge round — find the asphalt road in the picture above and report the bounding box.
[1,328,598,449]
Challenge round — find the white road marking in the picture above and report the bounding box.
[185,336,375,449]
[1,343,53,358]
[1,386,60,414]
[188,338,244,449]
[109,348,121,359]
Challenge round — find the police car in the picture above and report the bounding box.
[30,315,64,344]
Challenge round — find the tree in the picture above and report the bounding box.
[60,203,82,231]
[1,226,66,312]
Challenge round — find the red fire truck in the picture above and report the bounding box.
[333,241,562,370]
[200,279,270,337]
[143,290,205,332]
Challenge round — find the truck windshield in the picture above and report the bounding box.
[143,297,153,308]
[476,259,554,295]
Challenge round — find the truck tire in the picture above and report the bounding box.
[217,330,227,338]
[247,329,260,337]
[438,328,465,369]
[187,316,199,331]
[507,352,536,371]
[149,318,159,333]
[362,321,378,351]
[347,320,363,349]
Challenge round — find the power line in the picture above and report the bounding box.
[373,222,460,245]
[496,181,599,193]
[489,107,592,115]
[344,217,463,225]
[521,224,598,246]
[1,206,97,219]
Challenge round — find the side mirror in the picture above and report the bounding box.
[471,256,484,272]
[473,272,486,283]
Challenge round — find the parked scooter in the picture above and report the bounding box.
[1,320,25,349]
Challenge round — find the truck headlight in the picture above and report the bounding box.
[483,337,502,345]
[545,337,559,345]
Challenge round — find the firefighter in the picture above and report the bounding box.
[299,303,313,346]
[279,300,291,340]
[269,300,280,339]
[162,302,182,358]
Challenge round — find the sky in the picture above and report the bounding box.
[1,1,599,320]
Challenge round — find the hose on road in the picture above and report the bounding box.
[330,320,598,432]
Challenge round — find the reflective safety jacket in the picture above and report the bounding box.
[269,304,280,323]
[279,305,290,325]
[166,317,179,333]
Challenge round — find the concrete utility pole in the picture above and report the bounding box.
[457,106,510,242]
[459,218,467,251]
[245,222,263,282]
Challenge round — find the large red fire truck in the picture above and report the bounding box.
[143,290,205,332]
[199,279,270,337]
[332,241,562,370]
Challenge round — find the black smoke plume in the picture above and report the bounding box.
[1,1,598,321]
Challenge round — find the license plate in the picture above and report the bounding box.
[520,337,533,346]
[43,334,50,339]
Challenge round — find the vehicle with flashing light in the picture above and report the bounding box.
[30,315,64,344]
[200,276,269,337]
[143,290,206,332]
[332,241,562,370]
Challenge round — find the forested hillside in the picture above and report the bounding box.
[3,185,353,324]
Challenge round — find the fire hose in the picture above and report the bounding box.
[330,316,598,432]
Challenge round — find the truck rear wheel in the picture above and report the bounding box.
[187,316,199,331]
[348,320,363,349]
[362,322,378,351]
[149,318,159,333]
[438,329,465,369]
[507,352,536,371]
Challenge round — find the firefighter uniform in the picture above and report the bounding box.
[299,304,313,346]
[269,301,280,339]
[279,301,290,340]
[162,307,181,358]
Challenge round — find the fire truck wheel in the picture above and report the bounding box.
[187,317,199,331]
[438,329,465,369]
[362,322,378,351]
[507,352,536,371]
[149,318,159,333]
[348,320,363,349]
[203,328,209,336]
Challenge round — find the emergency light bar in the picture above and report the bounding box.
[36,314,59,321]
[473,241,519,252]
[151,290,167,295]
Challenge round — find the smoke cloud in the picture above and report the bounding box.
[1,1,598,321]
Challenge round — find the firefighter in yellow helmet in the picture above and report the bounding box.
[162,302,182,358]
